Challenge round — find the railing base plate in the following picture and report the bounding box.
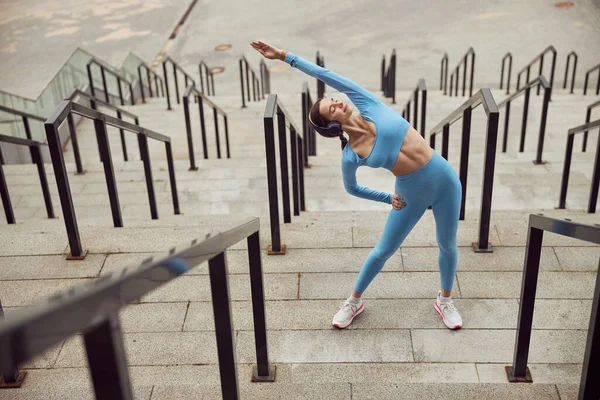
[0,371,27,388]
[74,170,87,175]
[267,244,286,255]
[505,366,532,383]
[532,160,547,165]
[188,167,199,171]
[252,365,276,382]
[67,249,89,261]
[472,242,494,253]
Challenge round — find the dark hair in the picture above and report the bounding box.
[309,99,348,150]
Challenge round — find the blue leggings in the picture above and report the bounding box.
[354,151,461,293]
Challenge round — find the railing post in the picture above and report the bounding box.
[252,72,257,102]
[245,61,251,102]
[413,89,418,128]
[474,97,499,253]
[578,259,600,399]
[0,299,27,387]
[584,73,589,95]
[101,67,110,103]
[455,69,459,97]
[173,63,180,105]
[146,67,153,98]
[277,108,291,224]
[298,136,306,212]
[534,84,550,165]
[391,51,396,104]
[407,103,411,124]
[507,55,512,95]
[519,87,531,152]
[503,100,511,153]
[129,83,134,106]
[247,231,276,381]
[583,108,591,152]
[208,252,241,400]
[450,74,454,97]
[183,95,198,170]
[558,134,574,209]
[0,162,15,224]
[84,314,134,400]
[163,62,172,110]
[505,221,542,383]
[240,59,246,108]
[32,145,55,219]
[67,113,85,174]
[429,133,436,149]
[94,118,123,228]
[87,63,96,99]
[223,115,231,159]
[421,89,427,135]
[469,51,475,97]
[381,55,386,92]
[199,65,205,94]
[441,53,448,95]
[588,132,600,213]
[138,67,146,103]
[459,108,472,221]
[301,89,310,167]
[550,51,557,100]
[213,108,222,159]
[211,73,216,96]
[462,58,467,97]
[263,102,283,254]
[165,141,180,215]
[116,111,128,162]
[137,134,158,220]
[442,124,449,160]
[290,127,300,217]
[45,113,86,259]
[536,55,544,96]
[198,97,209,159]
[117,78,125,106]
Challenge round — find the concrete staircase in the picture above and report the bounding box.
[1,63,599,399]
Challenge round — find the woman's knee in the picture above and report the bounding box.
[370,243,396,261]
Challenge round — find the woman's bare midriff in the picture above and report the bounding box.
[390,126,434,176]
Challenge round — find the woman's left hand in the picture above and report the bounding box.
[392,193,406,210]
[250,41,282,60]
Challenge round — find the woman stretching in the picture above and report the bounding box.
[251,41,463,330]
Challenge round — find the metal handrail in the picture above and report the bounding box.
[44,100,180,259]
[301,82,317,163]
[507,214,600,400]
[500,52,513,94]
[0,105,47,165]
[0,217,275,395]
[429,89,499,253]
[162,56,196,110]
[316,51,326,99]
[87,59,135,106]
[198,61,215,96]
[497,76,551,164]
[138,61,165,103]
[401,79,427,137]
[263,94,306,255]
[182,84,230,170]
[382,50,396,103]
[582,99,600,152]
[515,45,556,98]
[440,53,449,94]
[239,55,263,108]
[563,51,578,94]
[583,62,600,95]
[558,118,600,213]
[0,134,54,224]
[448,47,475,97]
[260,59,271,97]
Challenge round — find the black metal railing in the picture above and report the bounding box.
[162,56,196,110]
[138,61,165,103]
[239,56,263,108]
[316,51,326,99]
[68,89,141,172]
[515,46,556,98]
[563,51,578,94]
[500,52,513,95]
[44,101,180,259]
[401,79,427,137]
[506,214,600,400]
[183,84,230,170]
[263,94,306,255]
[381,50,396,103]
[558,117,600,213]
[440,53,449,95]
[301,82,317,164]
[87,59,135,106]
[497,75,551,164]
[429,89,499,252]
[583,62,600,95]
[0,218,275,397]
[260,60,271,98]
[448,47,475,98]
[0,134,54,224]
[199,61,215,96]
[582,99,600,152]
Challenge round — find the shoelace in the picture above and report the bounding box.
[440,299,457,314]
[339,301,358,313]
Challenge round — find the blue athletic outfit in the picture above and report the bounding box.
[285,52,461,293]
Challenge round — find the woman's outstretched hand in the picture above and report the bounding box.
[251,41,283,60]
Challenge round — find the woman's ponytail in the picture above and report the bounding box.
[339,134,348,150]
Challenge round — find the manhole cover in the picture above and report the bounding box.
[210,66,225,74]
[554,2,574,8]
[214,44,232,51]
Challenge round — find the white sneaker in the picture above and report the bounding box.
[332,298,364,329]
[435,291,463,330]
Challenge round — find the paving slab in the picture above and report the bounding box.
[20,340,65,369]
[556,384,580,400]
[237,329,413,363]
[299,272,459,300]
[0,386,153,400]
[0,230,67,256]
[0,278,93,306]
[532,299,592,330]
[476,363,582,384]
[553,247,599,271]
[495,220,600,247]
[0,254,105,280]
[120,302,188,332]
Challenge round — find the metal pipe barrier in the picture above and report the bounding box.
[515,45,556,99]
[448,47,476,98]
[401,79,427,137]
[199,61,216,96]
[583,62,600,96]
[87,59,135,106]
[500,52,513,95]
[563,51,578,94]
[239,56,263,108]
[162,56,196,110]
[382,50,396,103]
[138,61,165,103]
[301,82,317,162]
[582,99,600,152]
